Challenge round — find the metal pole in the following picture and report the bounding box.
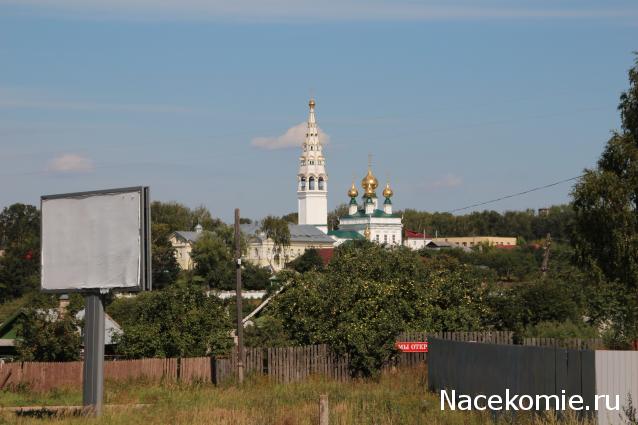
[82,293,105,416]
[234,208,244,384]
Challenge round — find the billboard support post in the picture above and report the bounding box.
[82,293,105,416]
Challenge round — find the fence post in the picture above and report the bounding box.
[320,394,329,425]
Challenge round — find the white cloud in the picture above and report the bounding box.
[251,122,330,150]
[427,174,463,190]
[1,0,636,21]
[47,154,95,173]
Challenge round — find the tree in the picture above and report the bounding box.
[286,248,324,273]
[327,203,349,231]
[190,232,235,290]
[111,284,233,359]
[272,241,492,377]
[16,309,82,362]
[150,223,181,289]
[151,201,223,233]
[280,212,298,224]
[571,55,638,340]
[244,316,292,348]
[242,262,272,290]
[260,216,291,267]
[0,204,41,302]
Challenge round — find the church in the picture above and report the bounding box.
[296,98,403,246]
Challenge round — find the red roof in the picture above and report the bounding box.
[494,244,518,250]
[404,229,432,239]
[315,248,334,265]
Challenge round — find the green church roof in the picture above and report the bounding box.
[327,230,365,240]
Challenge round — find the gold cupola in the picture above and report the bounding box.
[348,182,359,198]
[361,168,378,196]
[363,225,371,240]
[383,182,393,198]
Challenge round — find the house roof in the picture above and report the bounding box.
[327,229,365,240]
[240,223,334,244]
[172,230,205,243]
[405,229,432,239]
[315,248,335,265]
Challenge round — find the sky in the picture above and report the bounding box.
[1,0,637,222]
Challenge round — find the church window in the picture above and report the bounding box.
[318,177,325,190]
[375,235,380,242]
[309,177,315,190]
[384,234,388,243]
[392,234,396,243]
[310,160,314,165]
[300,177,306,190]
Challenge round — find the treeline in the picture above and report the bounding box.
[399,204,574,242]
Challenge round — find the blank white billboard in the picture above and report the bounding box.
[41,187,150,292]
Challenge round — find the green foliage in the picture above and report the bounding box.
[150,201,223,233]
[571,55,638,339]
[260,216,291,265]
[523,319,599,339]
[16,308,82,362]
[280,212,298,224]
[190,232,235,290]
[151,223,181,289]
[272,241,492,377]
[286,248,324,273]
[328,203,349,231]
[0,204,40,303]
[111,285,233,359]
[244,316,292,348]
[242,262,272,290]
[400,205,574,242]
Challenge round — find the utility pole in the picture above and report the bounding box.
[234,208,244,384]
[541,232,551,279]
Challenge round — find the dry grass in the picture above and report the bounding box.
[0,366,595,425]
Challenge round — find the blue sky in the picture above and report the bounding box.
[1,0,637,222]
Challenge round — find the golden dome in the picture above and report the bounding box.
[309,98,316,108]
[361,168,378,196]
[363,226,371,240]
[347,182,359,198]
[383,182,393,198]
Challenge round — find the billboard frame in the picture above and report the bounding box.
[40,186,152,294]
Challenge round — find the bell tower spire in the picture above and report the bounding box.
[297,98,328,232]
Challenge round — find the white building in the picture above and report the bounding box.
[329,165,403,246]
[297,98,328,233]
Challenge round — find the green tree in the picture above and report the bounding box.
[112,285,233,358]
[286,248,324,273]
[242,262,272,290]
[190,232,235,290]
[571,55,638,339]
[244,316,292,348]
[260,216,291,267]
[280,212,298,224]
[151,223,181,289]
[16,309,82,362]
[327,203,349,231]
[0,204,41,302]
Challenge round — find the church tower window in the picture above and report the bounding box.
[309,177,316,190]
[318,177,325,190]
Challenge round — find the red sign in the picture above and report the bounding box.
[395,341,428,353]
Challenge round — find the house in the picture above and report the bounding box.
[0,298,122,358]
[432,236,517,249]
[240,223,335,271]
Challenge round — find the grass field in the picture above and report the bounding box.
[0,366,593,425]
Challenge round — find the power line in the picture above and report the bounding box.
[446,175,584,213]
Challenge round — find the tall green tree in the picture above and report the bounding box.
[260,216,291,268]
[16,308,82,362]
[0,204,41,302]
[190,232,235,290]
[571,55,638,339]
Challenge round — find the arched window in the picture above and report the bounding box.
[318,177,325,190]
[300,177,306,191]
[309,177,316,190]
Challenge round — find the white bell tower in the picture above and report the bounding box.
[297,98,328,233]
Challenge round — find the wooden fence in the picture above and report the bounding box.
[0,332,609,392]
[523,337,604,350]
